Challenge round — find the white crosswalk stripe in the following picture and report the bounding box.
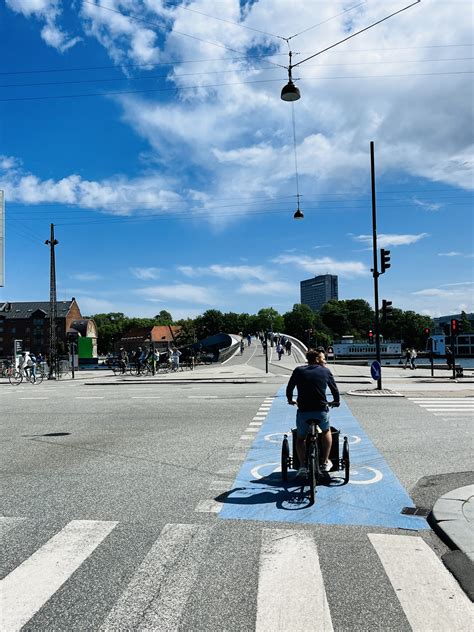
[100,524,211,631]
[369,534,474,631]
[1,519,117,632]
[408,397,474,419]
[256,529,333,631]
[1,518,472,631]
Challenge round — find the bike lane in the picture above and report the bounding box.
[219,387,428,529]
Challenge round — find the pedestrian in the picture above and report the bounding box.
[240,340,245,354]
[410,348,417,370]
[29,352,37,382]
[286,339,292,355]
[247,334,251,346]
[446,346,454,370]
[170,347,182,371]
[276,342,284,360]
[404,348,411,369]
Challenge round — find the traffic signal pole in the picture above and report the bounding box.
[370,142,382,390]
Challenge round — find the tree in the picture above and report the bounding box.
[193,310,225,339]
[283,304,315,342]
[254,307,284,334]
[460,310,473,333]
[154,310,173,325]
[319,300,350,338]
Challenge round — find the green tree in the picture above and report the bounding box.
[154,310,173,325]
[193,309,225,339]
[460,310,473,333]
[319,300,350,338]
[254,307,284,334]
[283,304,315,341]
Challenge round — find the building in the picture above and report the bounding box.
[300,274,338,312]
[119,325,182,354]
[0,298,97,361]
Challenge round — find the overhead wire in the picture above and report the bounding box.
[0,44,470,77]
[292,0,422,68]
[287,1,367,41]
[2,57,471,89]
[0,70,471,102]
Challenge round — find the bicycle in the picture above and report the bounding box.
[281,402,350,505]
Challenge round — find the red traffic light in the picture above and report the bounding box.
[451,318,459,334]
[423,327,431,336]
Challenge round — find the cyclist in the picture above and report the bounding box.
[286,348,340,478]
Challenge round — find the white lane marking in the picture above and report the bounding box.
[409,398,473,401]
[369,534,474,631]
[349,466,383,485]
[245,427,259,433]
[188,395,218,399]
[131,396,162,399]
[2,519,117,632]
[254,413,267,417]
[250,421,263,426]
[75,397,104,400]
[264,433,285,444]
[250,463,280,480]
[19,398,49,400]
[0,516,27,539]
[259,405,271,409]
[195,500,223,513]
[256,529,333,632]
[100,524,211,631]
[417,404,474,408]
[433,412,473,416]
[253,416,266,421]
[240,435,253,441]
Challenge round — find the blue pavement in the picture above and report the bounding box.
[219,387,428,529]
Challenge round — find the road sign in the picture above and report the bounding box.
[370,360,381,381]
[327,346,334,355]
[14,339,23,355]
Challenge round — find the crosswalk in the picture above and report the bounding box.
[1,516,472,631]
[408,397,474,419]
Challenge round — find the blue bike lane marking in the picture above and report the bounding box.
[219,387,428,529]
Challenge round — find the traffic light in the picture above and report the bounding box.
[423,327,431,336]
[451,319,460,336]
[442,323,451,336]
[382,299,393,323]
[368,330,374,343]
[380,249,391,274]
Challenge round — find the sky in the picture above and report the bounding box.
[0,0,472,320]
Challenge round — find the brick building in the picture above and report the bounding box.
[0,298,97,359]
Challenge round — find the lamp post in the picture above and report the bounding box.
[370,141,382,390]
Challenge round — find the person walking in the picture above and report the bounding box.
[276,342,284,360]
[410,348,417,370]
[286,339,292,355]
[404,348,411,369]
[446,346,454,370]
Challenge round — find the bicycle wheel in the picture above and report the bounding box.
[31,371,43,385]
[308,442,320,504]
[342,436,350,484]
[9,370,23,386]
[281,435,289,481]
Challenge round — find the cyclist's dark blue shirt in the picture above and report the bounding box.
[286,364,340,411]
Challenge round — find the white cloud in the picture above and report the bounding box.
[412,198,443,212]
[76,295,117,313]
[353,233,429,248]
[273,254,367,278]
[130,267,161,280]
[134,283,216,304]
[238,281,294,295]
[0,158,182,214]
[438,251,462,257]
[6,0,81,53]
[178,264,270,281]
[71,273,103,281]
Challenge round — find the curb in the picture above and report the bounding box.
[346,389,403,397]
[431,485,474,563]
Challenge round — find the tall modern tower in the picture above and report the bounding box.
[300,274,338,312]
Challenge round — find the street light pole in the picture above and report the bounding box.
[45,223,58,380]
[370,142,382,390]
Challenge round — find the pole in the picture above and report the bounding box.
[451,334,457,379]
[152,340,156,376]
[265,333,269,373]
[370,141,382,390]
[45,224,58,380]
[71,342,75,379]
[429,338,434,377]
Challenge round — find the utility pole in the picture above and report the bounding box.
[370,142,382,390]
[45,224,58,380]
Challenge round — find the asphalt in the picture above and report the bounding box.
[30,349,474,588]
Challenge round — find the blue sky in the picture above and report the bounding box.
[1,0,472,320]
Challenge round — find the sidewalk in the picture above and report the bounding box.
[432,485,474,562]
